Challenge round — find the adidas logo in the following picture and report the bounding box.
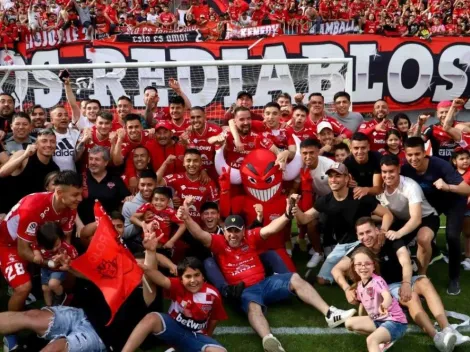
[55,138,75,157]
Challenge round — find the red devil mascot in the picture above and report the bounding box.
[215,138,302,272]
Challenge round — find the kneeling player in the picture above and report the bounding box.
[122,248,227,352]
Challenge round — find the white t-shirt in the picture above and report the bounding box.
[295,156,334,197]
[377,176,437,221]
[53,128,80,171]
[147,13,159,24]
[72,115,94,131]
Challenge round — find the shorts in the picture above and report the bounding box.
[388,275,427,300]
[374,320,407,342]
[153,313,226,352]
[317,241,360,283]
[41,268,67,286]
[41,306,106,352]
[0,245,31,288]
[241,273,294,313]
[393,215,440,245]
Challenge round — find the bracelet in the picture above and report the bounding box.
[401,281,411,285]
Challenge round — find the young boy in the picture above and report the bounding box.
[122,252,227,352]
[130,187,186,251]
[33,222,78,306]
[334,142,350,163]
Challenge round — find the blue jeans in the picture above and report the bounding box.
[241,273,294,313]
[41,306,106,352]
[388,275,427,300]
[204,250,291,293]
[41,268,66,285]
[153,313,226,352]
[374,320,408,342]
[318,241,360,283]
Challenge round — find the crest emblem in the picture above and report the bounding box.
[97,257,118,279]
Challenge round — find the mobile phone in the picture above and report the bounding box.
[58,69,70,82]
[288,196,296,216]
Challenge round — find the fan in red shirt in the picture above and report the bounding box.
[306,93,353,139]
[104,2,119,26]
[168,96,191,137]
[363,13,380,34]
[112,114,151,166]
[158,5,177,27]
[337,1,350,20]
[318,0,331,20]
[177,205,357,352]
[0,171,81,334]
[286,105,318,141]
[358,99,394,152]
[160,149,219,222]
[223,91,264,124]
[251,1,267,25]
[95,7,111,34]
[349,0,362,19]
[445,16,457,35]
[121,251,227,351]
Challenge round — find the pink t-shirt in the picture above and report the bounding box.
[356,274,407,324]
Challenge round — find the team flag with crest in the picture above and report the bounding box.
[71,201,143,325]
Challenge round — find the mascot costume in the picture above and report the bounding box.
[215,138,302,272]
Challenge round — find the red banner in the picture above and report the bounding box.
[9,35,470,113]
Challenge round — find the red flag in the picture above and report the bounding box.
[71,201,143,325]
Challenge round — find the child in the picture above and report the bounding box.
[334,142,350,163]
[130,187,186,251]
[451,148,470,270]
[345,247,407,352]
[382,129,406,166]
[33,222,78,306]
[122,252,227,352]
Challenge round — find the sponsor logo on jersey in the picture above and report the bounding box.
[55,138,76,157]
[175,313,208,331]
[183,195,203,201]
[40,207,50,219]
[374,139,385,144]
[26,222,38,234]
[107,182,115,189]
[199,187,206,192]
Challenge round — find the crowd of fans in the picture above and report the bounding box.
[0,75,470,352]
[1,0,470,47]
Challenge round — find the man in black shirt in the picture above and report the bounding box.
[293,162,393,285]
[402,137,470,295]
[344,132,383,199]
[332,217,469,350]
[0,93,15,140]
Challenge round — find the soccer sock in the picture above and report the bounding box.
[4,334,18,348]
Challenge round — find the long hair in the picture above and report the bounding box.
[348,247,381,285]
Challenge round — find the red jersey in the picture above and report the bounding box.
[0,193,76,246]
[458,132,470,150]
[460,168,470,210]
[159,12,176,23]
[135,203,182,244]
[224,131,273,169]
[121,130,151,159]
[145,140,186,175]
[187,123,222,179]
[170,119,191,137]
[382,149,407,166]
[166,278,227,334]
[251,121,295,150]
[210,228,265,287]
[357,119,394,152]
[286,125,317,141]
[163,173,219,220]
[36,240,78,267]
[152,107,171,122]
[423,122,459,160]
[364,20,379,34]
[305,116,353,138]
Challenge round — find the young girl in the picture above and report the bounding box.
[451,148,470,270]
[382,129,406,166]
[345,247,407,352]
[392,113,411,141]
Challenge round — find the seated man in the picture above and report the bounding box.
[331,217,470,352]
[178,196,356,352]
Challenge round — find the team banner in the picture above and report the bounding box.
[9,35,470,113]
[309,20,359,35]
[114,30,202,43]
[225,23,281,40]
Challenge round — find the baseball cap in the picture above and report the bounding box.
[155,120,173,131]
[224,215,244,230]
[317,121,333,134]
[326,162,348,175]
[237,90,253,100]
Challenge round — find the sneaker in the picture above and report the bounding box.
[379,341,395,352]
[461,258,470,271]
[325,306,357,328]
[262,334,285,352]
[443,326,470,346]
[52,292,67,306]
[430,244,444,265]
[25,293,36,306]
[447,279,461,296]
[308,247,315,255]
[306,252,324,268]
[434,330,457,352]
[164,349,176,352]
[3,335,18,352]
[224,282,245,300]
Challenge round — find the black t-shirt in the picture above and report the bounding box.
[78,170,131,224]
[315,189,378,244]
[401,156,465,214]
[70,279,163,351]
[348,239,406,284]
[408,23,419,35]
[344,151,381,187]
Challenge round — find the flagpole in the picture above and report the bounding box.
[143,276,153,293]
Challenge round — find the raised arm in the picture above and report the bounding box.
[64,78,81,125]
[291,194,319,225]
[169,78,191,111]
[177,197,212,247]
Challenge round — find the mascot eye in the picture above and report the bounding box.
[248,177,257,184]
[265,175,275,184]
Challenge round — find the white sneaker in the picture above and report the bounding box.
[443,326,470,346]
[379,341,395,352]
[461,258,470,271]
[434,329,457,352]
[325,306,357,328]
[306,252,324,268]
[262,334,285,352]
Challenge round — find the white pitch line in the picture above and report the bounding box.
[215,326,470,335]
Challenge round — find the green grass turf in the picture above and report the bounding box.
[2,218,470,352]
